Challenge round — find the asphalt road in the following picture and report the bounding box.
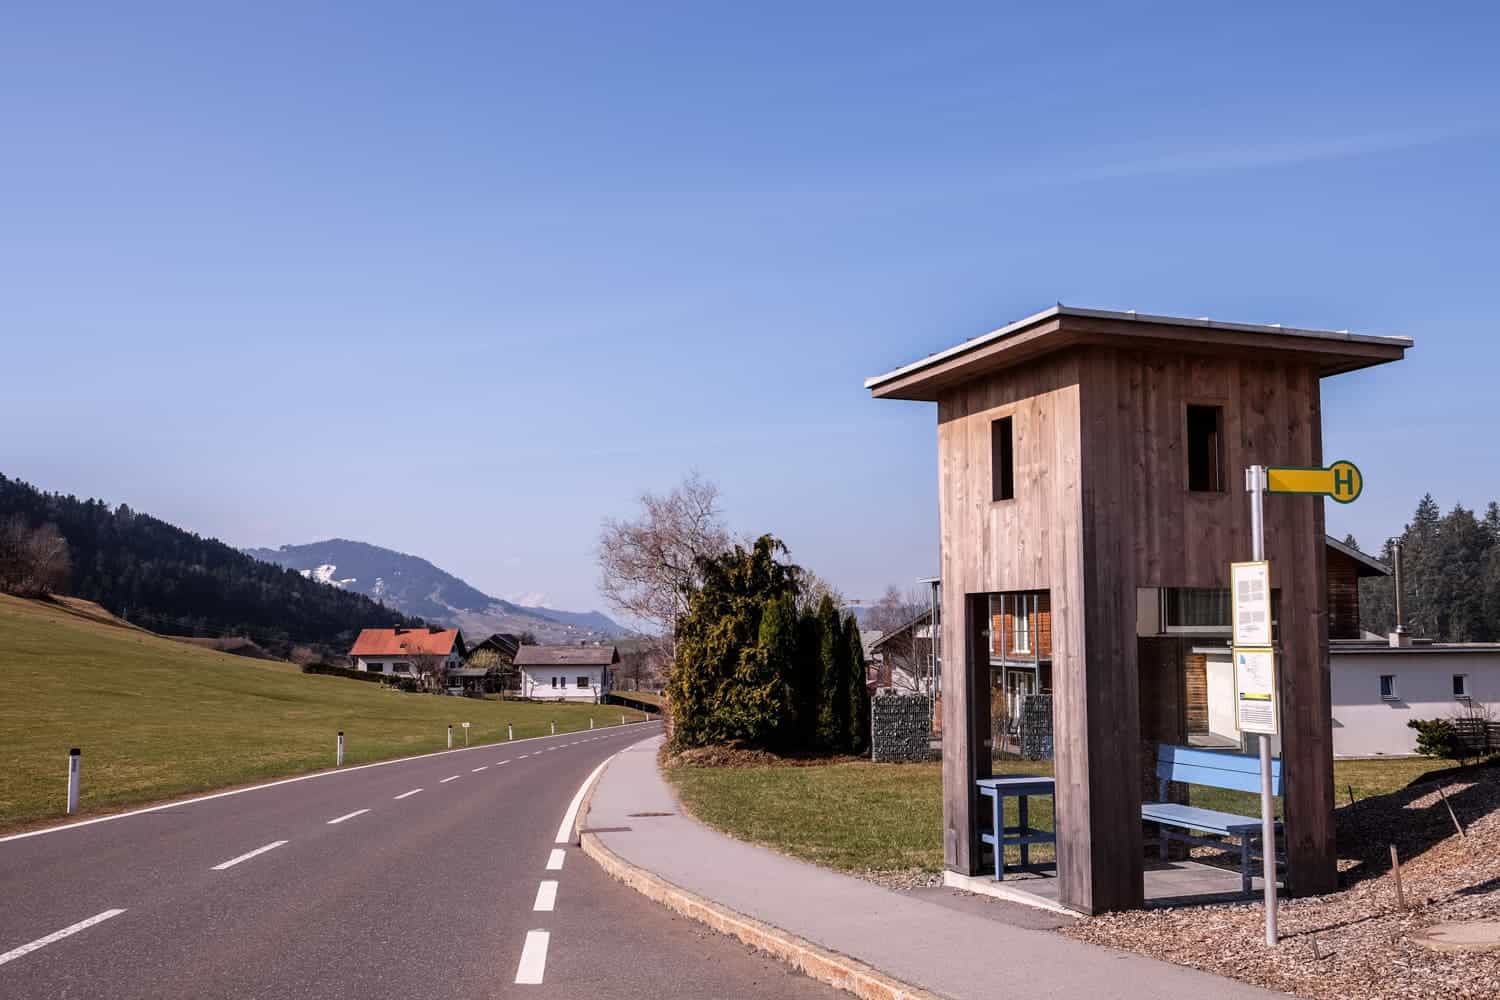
[0,722,841,999]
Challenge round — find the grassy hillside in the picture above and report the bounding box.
[0,594,648,831]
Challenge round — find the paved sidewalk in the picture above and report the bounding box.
[587,736,1285,1000]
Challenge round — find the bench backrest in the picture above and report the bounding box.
[1156,744,1282,797]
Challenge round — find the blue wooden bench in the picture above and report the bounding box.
[976,776,1056,880]
[1142,745,1283,894]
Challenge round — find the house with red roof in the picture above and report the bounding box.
[348,626,466,684]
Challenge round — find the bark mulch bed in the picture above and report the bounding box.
[1065,759,1500,1000]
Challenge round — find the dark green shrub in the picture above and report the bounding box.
[1408,718,1462,759]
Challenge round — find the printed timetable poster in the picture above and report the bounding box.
[1231,560,1273,648]
[1234,647,1279,735]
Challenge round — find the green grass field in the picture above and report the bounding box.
[665,752,1455,874]
[0,594,650,832]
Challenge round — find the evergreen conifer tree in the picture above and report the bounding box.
[844,614,870,754]
[814,594,848,750]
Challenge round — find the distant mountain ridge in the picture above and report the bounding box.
[0,474,423,654]
[243,539,626,643]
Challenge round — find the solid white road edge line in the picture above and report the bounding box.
[546,848,565,871]
[0,909,126,967]
[211,840,288,871]
[514,929,549,985]
[394,788,423,800]
[440,775,460,783]
[0,722,661,846]
[326,809,370,825]
[533,880,558,912]
[554,755,616,844]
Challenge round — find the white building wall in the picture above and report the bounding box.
[1330,652,1500,757]
[520,666,609,702]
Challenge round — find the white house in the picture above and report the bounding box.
[514,644,618,703]
[348,627,465,679]
[1331,642,1500,756]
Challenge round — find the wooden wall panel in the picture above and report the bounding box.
[1183,653,1208,733]
[1326,550,1361,640]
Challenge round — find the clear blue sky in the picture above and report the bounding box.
[4,2,1497,615]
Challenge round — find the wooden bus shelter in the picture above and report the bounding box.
[867,305,1409,913]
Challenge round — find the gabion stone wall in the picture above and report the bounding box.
[870,694,936,763]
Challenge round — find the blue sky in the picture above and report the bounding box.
[4,2,1497,615]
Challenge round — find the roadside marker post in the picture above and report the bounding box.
[508,723,513,741]
[462,721,471,746]
[550,721,556,735]
[590,718,594,730]
[66,749,81,815]
[336,731,345,768]
[447,725,453,749]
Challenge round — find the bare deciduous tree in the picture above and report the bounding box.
[866,585,933,696]
[598,472,730,639]
[794,570,844,616]
[0,516,71,597]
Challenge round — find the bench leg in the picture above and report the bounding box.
[992,794,1004,881]
[1159,825,1169,863]
[1019,795,1030,869]
[1240,834,1253,895]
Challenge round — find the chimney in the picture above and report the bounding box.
[1389,540,1412,647]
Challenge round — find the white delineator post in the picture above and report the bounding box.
[508,723,514,741]
[590,718,594,730]
[1247,465,1279,947]
[66,748,81,814]
[337,731,345,768]
[550,721,556,735]
[447,725,453,749]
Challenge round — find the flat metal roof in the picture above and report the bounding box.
[865,304,1414,392]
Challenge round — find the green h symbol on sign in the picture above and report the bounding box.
[1334,466,1354,497]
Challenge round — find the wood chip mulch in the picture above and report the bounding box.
[1064,762,1500,999]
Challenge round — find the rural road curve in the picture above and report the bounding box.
[0,722,841,999]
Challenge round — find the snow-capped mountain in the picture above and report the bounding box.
[244,539,626,642]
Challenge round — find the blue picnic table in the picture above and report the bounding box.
[975,776,1056,880]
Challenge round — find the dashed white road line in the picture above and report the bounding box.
[533,880,558,912]
[546,848,565,871]
[495,760,509,765]
[518,754,530,759]
[514,930,549,985]
[211,840,288,871]
[472,766,488,772]
[327,809,370,825]
[440,775,460,783]
[0,909,126,967]
[394,788,423,800]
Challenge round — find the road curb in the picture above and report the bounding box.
[578,751,945,1000]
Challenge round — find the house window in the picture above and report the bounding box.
[1013,594,1032,653]
[1186,405,1224,492]
[1380,674,1398,701]
[1454,674,1470,700]
[393,662,410,673]
[367,662,384,673]
[991,416,1015,502]
[577,676,589,689]
[551,676,559,689]
[1163,588,1232,634]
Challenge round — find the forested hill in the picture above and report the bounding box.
[0,474,422,652]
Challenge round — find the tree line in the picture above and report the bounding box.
[667,535,870,754]
[0,473,424,654]
[1353,494,1500,642]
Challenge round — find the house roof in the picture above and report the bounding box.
[468,633,521,656]
[1324,536,1391,577]
[867,609,932,653]
[349,627,462,658]
[514,644,620,667]
[865,304,1412,401]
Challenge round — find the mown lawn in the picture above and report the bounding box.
[0,594,646,831]
[665,752,1459,874]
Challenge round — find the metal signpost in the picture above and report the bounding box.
[1243,460,1364,946]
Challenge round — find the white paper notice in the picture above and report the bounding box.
[1234,647,1278,735]
[1232,561,1272,648]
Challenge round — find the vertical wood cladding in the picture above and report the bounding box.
[937,343,1336,910]
[1326,549,1362,640]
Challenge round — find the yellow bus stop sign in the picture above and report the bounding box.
[1266,460,1362,504]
